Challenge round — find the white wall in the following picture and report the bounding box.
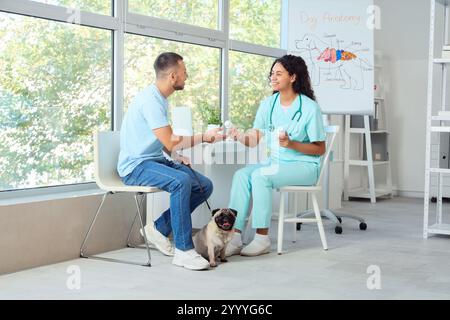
[374,0,431,197]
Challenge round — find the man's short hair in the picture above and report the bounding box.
[154,52,183,77]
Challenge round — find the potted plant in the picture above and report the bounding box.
[199,103,222,131]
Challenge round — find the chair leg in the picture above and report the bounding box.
[335,213,366,224]
[126,193,146,247]
[80,192,110,258]
[134,193,152,266]
[277,192,285,255]
[312,193,328,250]
[80,192,151,267]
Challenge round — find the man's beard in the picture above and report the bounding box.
[173,84,184,91]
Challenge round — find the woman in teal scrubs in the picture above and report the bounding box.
[226,54,326,257]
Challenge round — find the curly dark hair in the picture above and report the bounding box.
[269,54,316,102]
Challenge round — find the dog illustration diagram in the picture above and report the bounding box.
[293,34,373,90]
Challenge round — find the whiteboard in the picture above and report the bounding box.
[288,0,375,115]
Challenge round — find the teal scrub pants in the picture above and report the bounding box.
[228,160,319,231]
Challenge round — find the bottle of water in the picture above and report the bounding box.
[224,120,233,141]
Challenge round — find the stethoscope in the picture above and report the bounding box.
[268,92,303,138]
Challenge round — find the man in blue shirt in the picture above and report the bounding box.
[118,52,224,270]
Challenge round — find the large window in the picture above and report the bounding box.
[129,0,219,29]
[0,0,284,194]
[30,0,112,15]
[124,35,221,133]
[229,51,274,131]
[230,0,282,48]
[0,13,111,191]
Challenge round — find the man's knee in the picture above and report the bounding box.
[199,176,214,198]
[203,177,213,197]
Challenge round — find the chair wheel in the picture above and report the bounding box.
[296,223,302,231]
[335,226,343,234]
[337,217,342,223]
[359,222,367,230]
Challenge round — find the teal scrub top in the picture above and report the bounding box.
[253,93,326,164]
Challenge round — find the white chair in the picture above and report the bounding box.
[80,131,161,267]
[277,125,339,254]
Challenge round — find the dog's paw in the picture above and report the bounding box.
[220,258,228,263]
[210,261,217,267]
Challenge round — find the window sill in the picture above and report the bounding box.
[0,186,105,207]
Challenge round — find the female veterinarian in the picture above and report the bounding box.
[226,54,326,257]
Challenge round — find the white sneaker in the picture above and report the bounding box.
[172,249,210,270]
[140,224,174,256]
[240,237,271,257]
[225,242,243,257]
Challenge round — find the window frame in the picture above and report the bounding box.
[0,0,288,198]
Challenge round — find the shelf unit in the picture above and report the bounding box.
[423,0,450,238]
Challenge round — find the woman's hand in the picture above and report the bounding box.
[227,127,243,141]
[228,127,262,147]
[203,127,225,143]
[278,130,291,148]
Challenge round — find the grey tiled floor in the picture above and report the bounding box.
[1,197,449,300]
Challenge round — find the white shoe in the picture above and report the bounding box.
[172,249,210,270]
[140,224,174,256]
[225,242,242,257]
[240,237,271,257]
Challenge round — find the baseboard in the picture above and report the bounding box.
[395,189,423,198]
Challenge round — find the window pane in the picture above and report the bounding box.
[229,51,274,131]
[30,0,111,15]
[230,0,281,48]
[124,34,221,133]
[0,13,111,191]
[129,0,218,29]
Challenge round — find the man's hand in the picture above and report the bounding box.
[203,127,225,143]
[173,153,191,166]
[278,130,291,148]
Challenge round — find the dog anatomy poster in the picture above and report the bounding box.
[288,0,375,115]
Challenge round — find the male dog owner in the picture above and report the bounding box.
[117,52,224,270]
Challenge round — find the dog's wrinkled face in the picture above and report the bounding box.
[212,208,237,231]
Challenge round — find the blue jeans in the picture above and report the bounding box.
[122,158,213,251]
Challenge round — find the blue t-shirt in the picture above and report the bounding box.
[253,93,326,164]
[117,84,169,177]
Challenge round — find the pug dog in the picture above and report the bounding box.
[193,208,237,267]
